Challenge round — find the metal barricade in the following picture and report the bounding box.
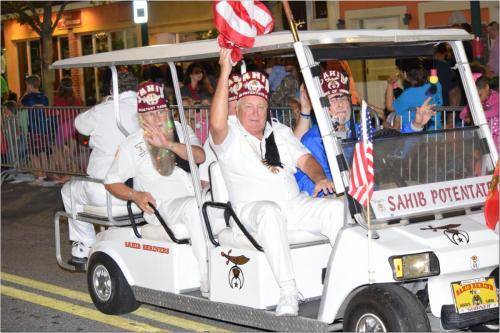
[1,106,90,176]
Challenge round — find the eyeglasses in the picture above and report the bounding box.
[193,69,203,74]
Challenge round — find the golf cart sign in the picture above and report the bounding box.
[372,176,491,219]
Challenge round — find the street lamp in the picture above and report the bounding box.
[133,1,149,46]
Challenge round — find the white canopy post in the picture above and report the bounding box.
[110,66,129,137]
[167,61,209,245]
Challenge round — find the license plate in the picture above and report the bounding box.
[451,277,499,314]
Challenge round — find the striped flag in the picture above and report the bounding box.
[213,0,274,63]
[348,101,374,206]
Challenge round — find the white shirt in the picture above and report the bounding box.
[199,115,237,182]
[104,122,201,203]
[211,118,309,204]
[75,91,139,179]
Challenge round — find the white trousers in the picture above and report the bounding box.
[61,180,126,245]
[144,197,208,282]
[234,194,344,284]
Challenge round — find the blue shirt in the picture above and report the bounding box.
[295,122,418,197]
[20,92,48,107]
[392,83,443,130]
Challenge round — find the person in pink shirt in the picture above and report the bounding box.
[487,21,499,77]
[460,74,499,152]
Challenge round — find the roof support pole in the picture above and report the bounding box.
[110,66,129,137]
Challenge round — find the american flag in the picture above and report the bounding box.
[348,101,374,206]
[213,0,274,63]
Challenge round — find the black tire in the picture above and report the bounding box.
[343,284,430,332]
[87,252,140,315]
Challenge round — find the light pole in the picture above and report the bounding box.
[133,1,149,46]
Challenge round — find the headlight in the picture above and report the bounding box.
[389,252,440,281]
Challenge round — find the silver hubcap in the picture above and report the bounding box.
[93,264,112,302]
[355,313,387,332]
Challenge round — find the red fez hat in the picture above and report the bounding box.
[136,81,167,113]
[321,70,350,97]
[228,74,242,102]
[237,71,269,100]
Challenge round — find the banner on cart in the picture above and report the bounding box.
[371,176,491,219]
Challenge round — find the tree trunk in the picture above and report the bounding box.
[41,32,54,104]
[41,3,54,104]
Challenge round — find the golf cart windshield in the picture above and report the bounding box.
[341,127,494,221]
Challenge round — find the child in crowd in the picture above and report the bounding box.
[460,74,499,151]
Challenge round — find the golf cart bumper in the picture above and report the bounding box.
[440,304,498,330]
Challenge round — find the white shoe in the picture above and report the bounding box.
[275,289,299,316]
[200,279,209,298]
[71,241,90,259]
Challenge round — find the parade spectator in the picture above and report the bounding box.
[104,81,208,296]
[1,75,8,101]
[460,74,499,150]
[181,62,213,104]
[434,43,462,107]
[487,21,499,77]
[210,49,341,316]
[269,60,300,107]
[60,71,140,267]
[20,75,50,185]
[386,58,443,130]
[53,77,83,182]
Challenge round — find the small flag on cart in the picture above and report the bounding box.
[348,101,374,207]
[213,0,274,63]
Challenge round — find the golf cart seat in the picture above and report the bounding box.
[79,204,142,222]
[141,223,190,241]
[206,162,330,309]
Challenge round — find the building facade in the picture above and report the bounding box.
[2,1,498,106]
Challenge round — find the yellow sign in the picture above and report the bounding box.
[451,277,499,314]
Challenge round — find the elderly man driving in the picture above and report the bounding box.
[209,49,345,316]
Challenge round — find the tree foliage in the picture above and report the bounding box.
[3,1,68,101]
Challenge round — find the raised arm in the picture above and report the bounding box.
[293,84,312,139]
[210,49,233,145]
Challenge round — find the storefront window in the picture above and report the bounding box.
[59,37,71,78]
[313,1,328,19]
[81,34,97,106]
[29,40,42,80]
[79,29,138,106]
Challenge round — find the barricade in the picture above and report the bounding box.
[1,106,90,176]
[3,104,494,179]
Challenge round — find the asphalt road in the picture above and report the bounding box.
[1,182,253,332]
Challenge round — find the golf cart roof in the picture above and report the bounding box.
[51,29,471,69]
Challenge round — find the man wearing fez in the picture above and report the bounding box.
[209,49,344,316]
[104,82,209,296]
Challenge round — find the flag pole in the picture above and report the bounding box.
[282,1,300,42]
[367,200,374,283]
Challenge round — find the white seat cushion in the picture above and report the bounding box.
[209,162,229,202]
[82,204,141,218]
[217,228,327,250]
[141,224,190,242]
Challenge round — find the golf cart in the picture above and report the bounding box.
[52,29,499,332]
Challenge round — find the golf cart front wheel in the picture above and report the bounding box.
[87,252,140,315]
[343,283,430,332]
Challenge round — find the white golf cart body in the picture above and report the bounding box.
[52,29,499,331]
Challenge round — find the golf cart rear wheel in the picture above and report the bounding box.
[343,283,430,332]
[87,252,139,315]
